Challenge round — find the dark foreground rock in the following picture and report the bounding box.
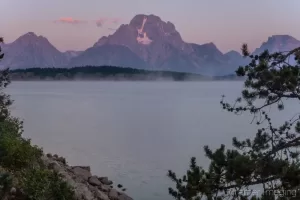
[42,154,133,200]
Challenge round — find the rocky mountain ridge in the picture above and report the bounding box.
[1,14,300,76]
[1,32,68,69]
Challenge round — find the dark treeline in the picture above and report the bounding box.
[9,66,240,81]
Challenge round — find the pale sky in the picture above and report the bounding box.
[1,0,300,53]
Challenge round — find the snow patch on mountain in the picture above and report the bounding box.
[136,17,152,45]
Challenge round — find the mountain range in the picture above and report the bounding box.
[1,14,300,76]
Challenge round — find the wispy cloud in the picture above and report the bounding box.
[95,19,106,27]
[95,18,122,28]
[108,28,117,31]
[53,17,121,27]
[54,17,87,25]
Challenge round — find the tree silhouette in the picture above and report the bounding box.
[168,44,300,200]
[10,66,201,81]
[0,38,11,121]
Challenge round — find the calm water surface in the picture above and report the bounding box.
[6,81,298,200]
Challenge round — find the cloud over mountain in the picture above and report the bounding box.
[95,18,122,27]
[53,17,122,27]
[53,17,87,25]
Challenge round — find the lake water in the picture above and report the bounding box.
[6,81,299,200]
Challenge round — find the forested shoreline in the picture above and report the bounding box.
[8,66,242,81]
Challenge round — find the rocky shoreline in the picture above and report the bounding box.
[42,153,133,200]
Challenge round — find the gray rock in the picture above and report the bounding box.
[56,156,66,164]
[99,177,113,185]
[47,161,61,173]
[98,184,111,193]
[95,189,110,200]
[41,155,133,200]
[72,182,96,200]
[118,193,133,200]
[10,187,16,195]
[88,185,110,200]
[73,166,91,172]
[66,166,73,171]
[88,176,102,186]
[72,166,92,181]
[108,189,119,200]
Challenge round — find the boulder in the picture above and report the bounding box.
[108,189,119,200]
[10,187,16,195]
[118,193,133,200]
[56,157,66,165]
[88,176,102,186]
[41,155,133,200]
[98,184,111,193]
[95,189,110,200]
[87,185,110,200]
[47,161,61,173]
[73,182,96,200]
[99,177,113,185]
[73,166,91,172]
[72,166,92,181]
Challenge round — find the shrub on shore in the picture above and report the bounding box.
[0,37,75,200]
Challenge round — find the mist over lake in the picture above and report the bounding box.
[6,81,298,200]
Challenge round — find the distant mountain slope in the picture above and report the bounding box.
[225,50,249,68]
[76,14,243,75]
[252,35,300,66]
[64,50,83,62]
[225,50,242,62]
[1,32,68,69]
[91,14,197,71]
[69,44,149,69]
[189,43,236,75]
[2,15,300,76]
[253,35,300,55]
[191,43,226,62]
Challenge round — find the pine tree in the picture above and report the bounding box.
[0,38,12,121]
[168,44,300,200]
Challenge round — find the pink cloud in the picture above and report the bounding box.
[95,18,122,28]
[53,17,121,27]
[54,17,87,25]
